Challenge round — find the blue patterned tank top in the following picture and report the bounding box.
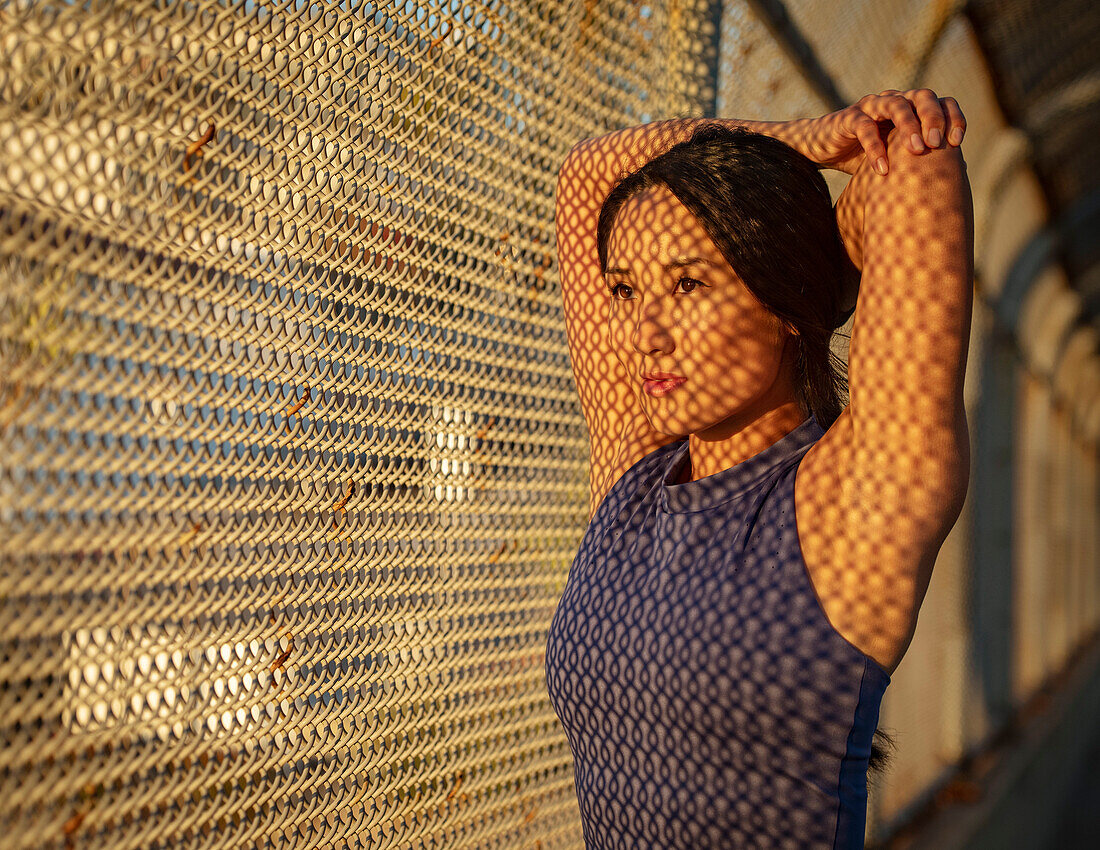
[545,415,891,849]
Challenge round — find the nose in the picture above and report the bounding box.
[631,294,674,357]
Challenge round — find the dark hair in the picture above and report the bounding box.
[596,124,852,428]
[869,727,897,781]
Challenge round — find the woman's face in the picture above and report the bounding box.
[605,184,798,438]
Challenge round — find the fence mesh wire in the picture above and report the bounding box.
[0,2,715,847]
[5,0,1094,847]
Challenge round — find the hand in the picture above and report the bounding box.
[795,89,966,176]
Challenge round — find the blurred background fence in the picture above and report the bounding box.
[1,1,1097,848]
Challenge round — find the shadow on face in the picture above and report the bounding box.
[605,184,800,443]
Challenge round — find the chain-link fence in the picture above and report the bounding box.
[2,1,1097,848]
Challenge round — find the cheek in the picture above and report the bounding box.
[608,315,631,351]
[678,300,735,361]
[607,302,643,357]
[686,302,783,378]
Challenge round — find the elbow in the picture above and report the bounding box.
[911,445,970,542]
[934,421,972,523]
[558,138,593,176]
[555,150,578,217]
[556,144,586,201]
[557,145,577,179]
[940,461,971,540]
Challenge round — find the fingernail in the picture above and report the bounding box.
[949,127,964,145]
[875,157,888,176]
[910,133,925,153]
[927,128,942,147]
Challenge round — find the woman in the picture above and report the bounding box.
[544,90,973,849]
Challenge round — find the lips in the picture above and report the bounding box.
[642,372,686,397]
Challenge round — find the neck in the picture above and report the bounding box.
[683,399,807,483]
[677,332,806,484]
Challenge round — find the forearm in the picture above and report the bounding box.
[845,125,974,457]
[555,115,804,278]
[562,116,807,185]
[555,115,795,508]
[833,125,970,271]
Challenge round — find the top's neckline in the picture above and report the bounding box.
[658,415,824,514]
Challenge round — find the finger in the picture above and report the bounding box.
[859,94,924,154]
[906,88,948,148]
[941,96,967,145]
[848,111,888,175]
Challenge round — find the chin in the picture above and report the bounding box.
[640,409,687,439]
[644,411,714,440]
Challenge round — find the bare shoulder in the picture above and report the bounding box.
[794,407,968,675]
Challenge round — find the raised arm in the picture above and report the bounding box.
[834,100,973,466]
[556,117,791,519]
[798,90,973,672]
[556,94,969,525]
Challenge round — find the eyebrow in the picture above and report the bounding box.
[604,257,711,277]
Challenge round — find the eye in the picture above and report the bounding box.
[676,277,704,294]
[608,282,633,301]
